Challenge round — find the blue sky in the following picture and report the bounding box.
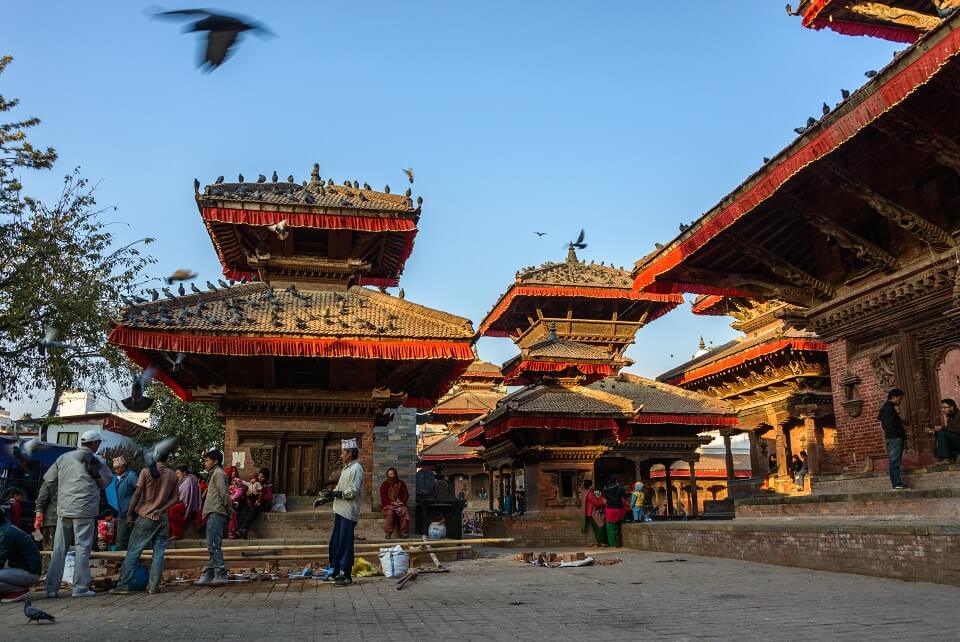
[4,2,899,416]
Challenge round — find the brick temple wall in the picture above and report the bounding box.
[484,512,593,548]
[827,341,889,472]
[373,406,418,509]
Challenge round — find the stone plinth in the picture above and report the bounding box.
[374,406,418,508]
[736,487,960,519]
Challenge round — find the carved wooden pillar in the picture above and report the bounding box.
[488,470,494,511]
[664,461,674,515]
[775,427,789,478]
[801,413,820,475]
[688,459,699,518]
[722,430,736,482]
[748,430,763,478]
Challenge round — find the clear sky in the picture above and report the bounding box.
[4,2,899,416]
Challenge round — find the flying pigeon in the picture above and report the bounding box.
[267,219,288,240]
[534,232,547,236]
[401,167,415,184]
[38,328,80,357]
[166,269,198,284]
[122,367,156,412]
[569,229,587,250]
[23,600,55,625]
[154,8,273,71]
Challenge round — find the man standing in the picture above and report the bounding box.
[879,388,908,490]
[195,449,231,587]
[111,456,138,550]
[934,399,960,463]
[43,430,112,598]
[320,439,363,587]
[0,500,42,603]
[32,479,57,571]
[110,446,179,595]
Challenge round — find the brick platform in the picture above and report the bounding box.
[736,487,960,519]
[251,510,387,540]
[812,462,960,494]
[482,513,594,547]
[622,519,960,585]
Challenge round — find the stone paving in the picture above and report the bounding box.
[2,547,958,641]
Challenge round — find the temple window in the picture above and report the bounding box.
[556,471,578,498]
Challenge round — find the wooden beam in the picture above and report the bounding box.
[807,212,899,272]
[725,236,836,299]
[847,3,940,30]
[674,266,815,307]
[872,108,960,177]
[823,161,956,251]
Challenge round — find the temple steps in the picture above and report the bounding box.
[252,509,386,541]
[811,462,960,495]
[735,487,960,519]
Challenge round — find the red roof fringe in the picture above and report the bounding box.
[664,339,828,386]
[648,469,751,479]
[481,286,682,335]
[224,269,259,282]
[633,25,960,292]
[419,454,480,461]
[690,295,727,316]
[122,346,194,402]
[109,327,475,361]
[402,358,474,409]
[202,207,416,232]
[807,17,921,43]
[502,361,614,385]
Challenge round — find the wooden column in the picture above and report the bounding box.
[722,430,736,482]
[688,459,699,518]
[798,406,821,476]
[748,430,763,478]
[775,427,788,478]
[664,462,674,516]
[487,470,494,511]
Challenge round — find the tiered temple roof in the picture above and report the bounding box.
[793,0,954,43]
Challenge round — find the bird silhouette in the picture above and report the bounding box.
[206,281,217,290]
[166,269,198,284]
[287,174,294,183]
[162,287,176,299]
[190,283,202,294]
[122,367,156,412]
[193,178,200,193]
[402,168,414,184]
[865,70,878,78]
[23,600,55,625]
[569,229,587,250]
[38,328,80,357]
[821,102,830,115]
[267,219,288,240]
[271,170,278,182]
[841,88,850,99]
[238,173,245,183]
[535,232,547,236]
[215,175,224,184]
[794,127,806,134]
[218,279,229,288]
[806,116,816,127]
[257,174,266,183]
[679,223,690,232]
[177,283,186,296]
[763,157,771,163]
[149,289,160,301]
[154,8,273,71]
[655,242,665,249]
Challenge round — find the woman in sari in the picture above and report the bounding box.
[602,478,629,547]
[168,465,202,540]
[580,479,605,546]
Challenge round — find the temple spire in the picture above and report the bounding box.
[566,243,578,263]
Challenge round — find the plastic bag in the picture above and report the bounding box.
[63,551,76,585]
[352,556,379,578]
[272,493,286,512]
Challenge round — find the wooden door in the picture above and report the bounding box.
[284,442,317,496]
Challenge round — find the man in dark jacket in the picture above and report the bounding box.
[934,398,960,463]
[879,388,908,490]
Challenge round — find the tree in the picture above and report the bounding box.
[0,56,155,413]
[135,383,224,474]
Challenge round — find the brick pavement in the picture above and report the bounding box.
[2,548,958,641]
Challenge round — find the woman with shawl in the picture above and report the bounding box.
[580,479,606,546]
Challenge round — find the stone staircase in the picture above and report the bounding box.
[811,462,960,495]
[735,487,960,519]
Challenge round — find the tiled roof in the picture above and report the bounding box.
[419,430,480,459]
[516,254,634,289]
[656,327,821,383]
[589,374,734,416]
[432,388,502,414]
[115,283,474,340]
[461,360,503,378]
[486,384,636,421]
[522,337,612,361]
[197,173,418,215]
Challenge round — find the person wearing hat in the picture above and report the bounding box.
[111,456,137,550]
[43,429,112,598]
[318,438,364,587]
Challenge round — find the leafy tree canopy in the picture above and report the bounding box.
[135,382,224,475]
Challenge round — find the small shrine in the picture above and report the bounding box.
[109,165,476,507]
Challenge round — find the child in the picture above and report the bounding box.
[226,467,245,539]
[629,482,645,523]
[98,509,118,551]
[243,471,263,499]
[0,487,25,531]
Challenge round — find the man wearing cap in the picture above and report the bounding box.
[43,430,112,598]
[111,456,137,550]
[319,439,364,587]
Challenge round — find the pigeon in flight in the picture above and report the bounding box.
[38,328,80,357]
[122,367,156,412]
[569,229,587,250]
[401,168,415,184]
[166,269,198,284]
[154,8,273,71]
[534,232,547,236]
[267,219,289,240]
[24,600,55,625]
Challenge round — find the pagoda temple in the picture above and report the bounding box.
[794,0,956,43]
[658,296,836,496]
[633,11,960,475]
[108,166,476,507]
[463,248,737,530]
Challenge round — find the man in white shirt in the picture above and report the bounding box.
[317,439,363,587]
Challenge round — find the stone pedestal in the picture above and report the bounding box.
[374,406,418,509]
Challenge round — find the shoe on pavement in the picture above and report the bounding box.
[45,591,59,599]
[147,586,161,594]
[1,589,29,603]
[194,570,214,586]
[334,576,353,587]
[109,587,138,595]
[72,589,97,597]
[893,485,908,490]
[208,569,229,586]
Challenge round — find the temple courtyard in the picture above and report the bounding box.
[1,548,957,641]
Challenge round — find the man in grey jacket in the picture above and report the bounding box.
[195,449,231,587]
[43,430,112,597]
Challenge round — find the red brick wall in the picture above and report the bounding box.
[484,513,593,548]
[827,341,887,471]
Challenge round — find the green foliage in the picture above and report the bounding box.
[136,383,224,474]
[0,55,156,412]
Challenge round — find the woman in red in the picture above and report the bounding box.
[379,467,409,538]
[580,479,606,546]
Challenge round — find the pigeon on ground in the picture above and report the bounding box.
[154,8,273,71]
[24,600,55,624]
